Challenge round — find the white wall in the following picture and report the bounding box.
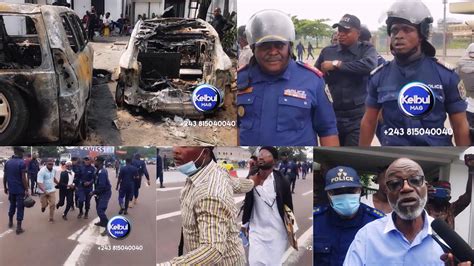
[74,0,91,19]
[134,2,148,21]
[449,162,472,245]
[105,0,122,21]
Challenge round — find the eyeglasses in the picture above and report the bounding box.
[385,175,425,192]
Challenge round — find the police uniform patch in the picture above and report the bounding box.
[324,85,333,103]
[237,87,253,95]
[314,206,328,216]
[283,89,307,99]
[238,106,245,117]
[458,80,467,100]
[296,61,323,77]
[435,59,455,71]
[364,206,385,218]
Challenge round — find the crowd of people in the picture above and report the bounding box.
[3,147,151,235]
[82,6,131,41]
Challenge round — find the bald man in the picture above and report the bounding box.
[344,158,447,265]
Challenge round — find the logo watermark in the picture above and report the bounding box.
[398,82,434,118]
[192,84,223,112]
[107,216,131,240]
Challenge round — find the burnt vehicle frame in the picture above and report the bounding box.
[0,3,93,144]
[116,17,232,118]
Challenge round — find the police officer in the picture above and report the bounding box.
[77,157,95,219]
[237,9,339,146]
[71,157,82,211]
[157,149,164,188]
[27,154,40,196]
[90,156,111,227]
[359,1,470,146]
[315,14,378,146]
[278,153,298,193]
[3,147,29,234]
[314,166,384,265]
[131,153,150,207]
[116,158,138,215]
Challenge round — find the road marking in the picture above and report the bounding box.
[156,187,183,192]
[64,217,110,266]
[281,226,313,265]
[0,229,13,238]
[156,196,245,221]
[302,190,312,196]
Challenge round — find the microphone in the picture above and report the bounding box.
[431,218,474,263]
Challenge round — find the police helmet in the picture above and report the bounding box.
[24,195,36,208]
[246,9,295,46]
[385,0,435,56]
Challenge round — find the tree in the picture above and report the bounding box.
[292,16,332,48]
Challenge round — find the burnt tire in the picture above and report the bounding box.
[77,109,88,142]
[115,84,125,108]
[0,84,29,144]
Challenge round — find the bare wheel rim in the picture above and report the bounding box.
[0,93,11,133]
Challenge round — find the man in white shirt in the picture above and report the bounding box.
[37,159,58,223]
[238,25,253,68]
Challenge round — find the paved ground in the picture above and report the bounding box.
[156,169,313,265]
[0,165,156,266]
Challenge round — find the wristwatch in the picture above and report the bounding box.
[332,60,339,69]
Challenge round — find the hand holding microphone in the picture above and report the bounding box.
[431,219,474,265]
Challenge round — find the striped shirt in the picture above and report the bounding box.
[169,160,253,265]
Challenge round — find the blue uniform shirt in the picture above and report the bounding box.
[119,165,138,186]
[367,56,467,146]
[27,159,39,175]
[237,59,338,145]
[314,203,384,266]
[94,167,111,195]
[80,165,96,189]
[132,159,149,179]
[5,156,26,194]
[279,160,298,179]
[343,211,444,266]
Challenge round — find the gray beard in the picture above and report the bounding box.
[389,194,427,220]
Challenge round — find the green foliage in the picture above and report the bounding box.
[291,16,332,47]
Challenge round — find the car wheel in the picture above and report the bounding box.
[77,109,88,142]
[0,85,29,144]
[115,84,125,108]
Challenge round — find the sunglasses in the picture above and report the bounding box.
[385,175,425,192]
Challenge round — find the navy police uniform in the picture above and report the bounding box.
[131,158,149,199]
[117,164,138,209]
[93,167,111,226]
[237,59,338,146]
[313,204,384,265]
[366,56,467,146]
[5,155,27,222]
[78,164,96,215]
[315,42,378,146]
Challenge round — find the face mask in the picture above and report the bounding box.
[177,149,205,176]
[329,193,361,217]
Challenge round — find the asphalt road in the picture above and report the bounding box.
[0,165,156,266]
[156,169,313,265]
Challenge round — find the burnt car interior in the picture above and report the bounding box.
[0,15,42,69]
[136,18,214,93]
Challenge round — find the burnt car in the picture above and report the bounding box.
[0,3,93,144]
[116,17,232,118]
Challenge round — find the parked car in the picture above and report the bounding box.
[116,17,232,118]
[0,4,93,144]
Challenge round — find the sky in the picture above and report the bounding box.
[237,0,473,31]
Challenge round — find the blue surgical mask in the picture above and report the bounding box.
[177,149,205,176]
[329,193,361,217]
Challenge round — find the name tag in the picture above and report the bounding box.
[284,89,307,100]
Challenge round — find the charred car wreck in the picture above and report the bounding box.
[0,3,92,144]
[116,17,232,118]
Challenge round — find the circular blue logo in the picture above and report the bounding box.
[107,216,131,240]
[192,84,222,112]
[398,82,434,118]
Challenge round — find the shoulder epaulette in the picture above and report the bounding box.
[314,205,329,216]
[434,58,455,71]
[370,61,388,76]
[296,61,323,78]
[364,206,385,218]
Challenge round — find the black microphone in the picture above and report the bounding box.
[431,218,474,263]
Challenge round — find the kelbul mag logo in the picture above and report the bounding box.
[398,82,434,118]
[192,84,222,112]
[107,216,131,239]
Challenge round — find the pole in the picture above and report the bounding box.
[443,0,447,58]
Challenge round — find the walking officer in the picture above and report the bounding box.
[359,0,470,146]
[77,157,95,219]
[315,14,378,146]
[90,156,111,227]
[3,147,29,234]
[237,9,339,146]
[131,153,150,207]
[116,158,138,215]
[314,166,384,265]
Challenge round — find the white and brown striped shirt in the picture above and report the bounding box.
[169,160,253,265]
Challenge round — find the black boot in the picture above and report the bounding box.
[84,210,89,219]
[8,216,13,228]
[16,221,24,235]
[77,211,83,219]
